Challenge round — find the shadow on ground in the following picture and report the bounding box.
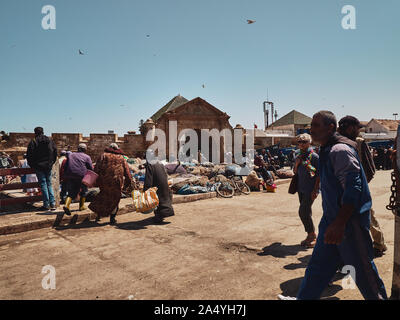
[53,212,171,231]
[116,216,171,230]
[279,275,345,300]
[54,215,108,230]
[284,255,312,270]
[258,242,309,258]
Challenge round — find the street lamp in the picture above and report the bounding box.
[394,113,398,121]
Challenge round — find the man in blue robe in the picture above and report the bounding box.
[296,111,387,300]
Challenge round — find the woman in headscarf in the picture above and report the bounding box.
[89,143,132,224]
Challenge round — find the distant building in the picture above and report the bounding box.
[362,119,400,141]
[145,95,233,161]
[267,110,312,136]
[365,119,400,133]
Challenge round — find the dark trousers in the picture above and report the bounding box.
[65,179,88,200]
[298,192,315,233]
[255,167,273,182]
[60,181,67,201]
[297,216,387,300]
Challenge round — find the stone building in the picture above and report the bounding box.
[267,110,312,135]
[362,119,400,141]
[145,95,233,162]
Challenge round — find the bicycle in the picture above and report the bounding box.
[215,174,251,198]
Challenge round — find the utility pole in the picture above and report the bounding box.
[263,102,269,130]
[263,101,274,130]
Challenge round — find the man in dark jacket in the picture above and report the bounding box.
[338,116,387,257]
[144,160,174,224]
[26,127,58,211]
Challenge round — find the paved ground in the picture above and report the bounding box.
[0,171,395,300]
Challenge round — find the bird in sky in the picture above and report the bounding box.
[247,19,256,24]
[202,84,205,88]
[79,49,85,55]
[146,35,150,38]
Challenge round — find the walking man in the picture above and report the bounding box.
[26,127,58,211]
[293,133,320,248]
[338,116,387,257]
[295,111,387,300]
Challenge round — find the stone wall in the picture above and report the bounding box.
[1,130,295,164]
[6,133,36,148]
[0,132,146,163]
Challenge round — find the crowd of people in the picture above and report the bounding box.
[19,127,174,225]
[372,146,394,171]
[279,111,393,300]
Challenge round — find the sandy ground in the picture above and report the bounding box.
[0,171,395,300]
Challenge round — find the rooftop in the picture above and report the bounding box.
[150,95,189,122]
[268,110,312,128]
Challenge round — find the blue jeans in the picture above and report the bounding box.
[36,170,55,208]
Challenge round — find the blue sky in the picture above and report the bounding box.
[0,0,399,135]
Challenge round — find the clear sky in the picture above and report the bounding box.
[1,0,399,136]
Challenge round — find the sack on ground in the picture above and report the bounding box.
[132,187,159,213]
[245,171,263,188]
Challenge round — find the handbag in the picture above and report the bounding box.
[288,173,298,194]
[132,187,159,213]
[82,170,99,188]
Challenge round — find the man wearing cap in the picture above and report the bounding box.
[63,143,93,215]
[293,133,320,248]
[338,115,387,257]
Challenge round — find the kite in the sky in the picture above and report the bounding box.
[247,20,256,24]
[79,49,85,55]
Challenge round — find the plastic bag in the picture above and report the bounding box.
[132,187,159,213]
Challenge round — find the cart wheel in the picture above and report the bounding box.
[236,181,251,195]
[216,182,234,198]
